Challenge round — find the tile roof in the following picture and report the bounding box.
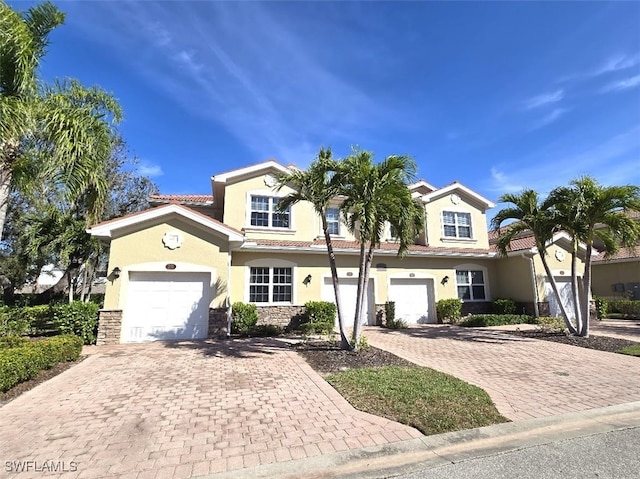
[488,226,537,253]
[245,238,492,256]
[149,194,213,204]
[593,246,639,262]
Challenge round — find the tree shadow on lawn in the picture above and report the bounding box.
[367,324,538,345]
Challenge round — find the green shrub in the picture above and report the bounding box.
[493,298,517,315]
[594,297,608,320]
[231,302,258,334]
[535,316,565,332]
[384,301,408,329]
[436,298,462,323]
[608,300,640,319]
[298,301,335,335]
[0,336,30,349]
[458,314,535,327]
[9,305,54,336]
[0,335,82,392]
[245,324,283,337]
[52,302,99,345]
[0,306,30,336]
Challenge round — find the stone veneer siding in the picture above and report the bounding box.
[97,310,122,345]
[256,305,306,329]
[461,301,492,316]
[208,308,229,339]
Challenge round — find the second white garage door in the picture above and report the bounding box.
[123,272,211,342]
[322,277,375,326]
[388,278,435,324]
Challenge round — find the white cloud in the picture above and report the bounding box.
[489,167,522,193]
[601,74,640,93]
[524,90,564,110]
[592,53,640,76]
[531,108,568,130]
[138,161,164,177]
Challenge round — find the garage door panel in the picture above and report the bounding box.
[322,278,374,326]
[124,272,211,342]
[389,278,435,324]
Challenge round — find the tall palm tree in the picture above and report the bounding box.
[338,149,424,349]
[548,177,640,337]
[491,190,579,334]
[0,1,122,240]
[275,148,351,349]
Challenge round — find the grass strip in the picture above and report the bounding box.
[326,366,508,435]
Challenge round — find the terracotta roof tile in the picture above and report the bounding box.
[149,194,213,204]
[593,246,639,262]
[246,238,492,255]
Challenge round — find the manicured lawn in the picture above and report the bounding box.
[618,345,640,357]
[326,366,509,435]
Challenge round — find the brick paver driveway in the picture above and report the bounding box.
[365,325,640,421]
[0,339,420,479]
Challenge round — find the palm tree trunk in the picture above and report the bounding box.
[570,242,583,334]
[321,215,350,349]
[0,163,13,243]
[580,243,594,337]
[352,241,367,350]
[539,250,578,334]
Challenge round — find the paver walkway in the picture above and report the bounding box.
[590,319,640,342]
[365,325,640,421]
[0,339,420,479]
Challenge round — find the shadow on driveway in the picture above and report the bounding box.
[368,324,537,345]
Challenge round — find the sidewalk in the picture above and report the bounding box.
[201,401,640,479]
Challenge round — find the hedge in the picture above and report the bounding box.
[300,301,335,335]
[608,300,640,319]
[231,302,259,334]
[0,303,98,344]
[0,335,83,392]
[436,299,462,323]
[458,314,535,328]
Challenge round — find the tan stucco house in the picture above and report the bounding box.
[88,160,586,344]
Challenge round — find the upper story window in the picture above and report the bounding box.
[443,211,472,239]
[326,207,340,235]
[456,270,486,301]
[250,196,290,228]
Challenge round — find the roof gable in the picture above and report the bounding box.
[87,204,244,242]
[212,159,295,184]
[422,182,496,211]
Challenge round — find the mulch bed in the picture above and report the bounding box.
[507,330,639,353]
[0,357,84,407]
[293,341,414,375]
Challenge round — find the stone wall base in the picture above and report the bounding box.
[461,301,492,316]
[97,310,122,345]
[208,308,229,339]
[256,305,306,329]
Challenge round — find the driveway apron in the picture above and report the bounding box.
[365,325,640,421]
[0,339,420,479]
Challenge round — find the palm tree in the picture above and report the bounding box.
[275,148,351,349]
[548,177,640,337]
[0,1,122,240]
[491,190,579,334]
[338,149,424,349]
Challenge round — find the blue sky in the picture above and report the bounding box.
[11,1,640,208]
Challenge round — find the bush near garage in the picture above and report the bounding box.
[0,302,98,344]
[436,298,462,323]
[384,301,408,329]
[0,335,83,392]
[299,301,335,335]
[458,314,535,327]
[231,302,259,335]
[608,300,640,319]
[492,298,517,315]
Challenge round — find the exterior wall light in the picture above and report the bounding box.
[303,274,312,286]
[112,267,122,279]
[441,275,449,285]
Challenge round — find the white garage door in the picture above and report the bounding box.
[123,272,211,342]
[545,278,576,321]
[322,277,375,326]
[389,278,435,324]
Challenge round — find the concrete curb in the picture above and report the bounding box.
[199,401,640,479]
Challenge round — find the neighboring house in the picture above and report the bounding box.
[591,211,640,300]
[88,160,585,344]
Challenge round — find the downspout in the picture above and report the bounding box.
[525,253,540,317]
[226,252,232,338]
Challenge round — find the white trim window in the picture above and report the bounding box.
[250,196,290,228]
[456,270,486,301]
[443,211,472,239]
[326,207,340,235]
[249,266,292,303]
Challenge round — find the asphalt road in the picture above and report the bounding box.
[397,426,640,479]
